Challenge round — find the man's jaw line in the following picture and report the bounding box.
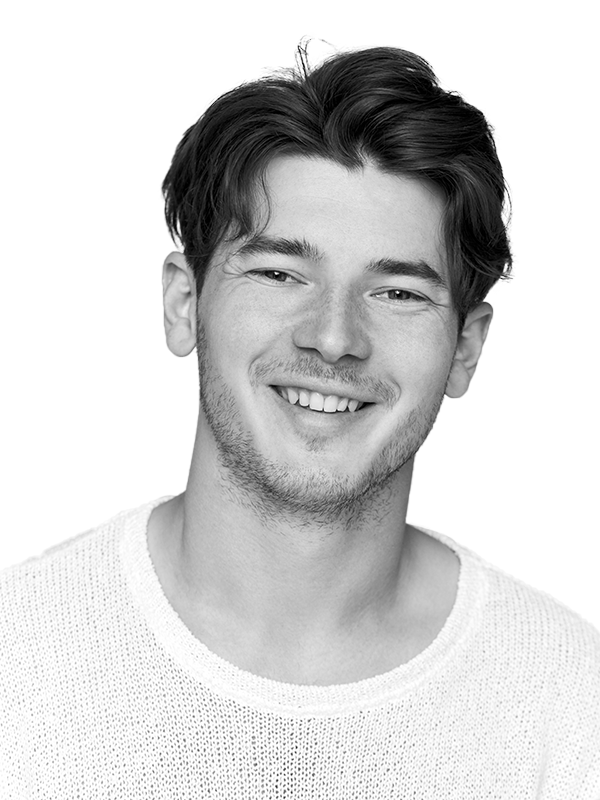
[212,444,412,534]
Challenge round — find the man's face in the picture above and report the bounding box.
[195,156,458,516]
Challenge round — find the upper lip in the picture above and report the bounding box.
[270,382,377,404]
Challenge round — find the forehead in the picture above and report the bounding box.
[252,156,447,271]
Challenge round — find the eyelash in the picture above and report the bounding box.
[248,269,299,284]
[374,289,426,303]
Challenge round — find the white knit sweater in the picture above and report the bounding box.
[2,498,599,798]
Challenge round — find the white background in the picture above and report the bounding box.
[1,0,598,628]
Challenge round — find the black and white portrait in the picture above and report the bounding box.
[1,2,598,796]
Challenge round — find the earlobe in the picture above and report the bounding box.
[445,302,493,399]
[162,252,197,357]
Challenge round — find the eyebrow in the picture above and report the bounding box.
[364,257,447,289]
[233,235,323,263]
[234,234,447,289]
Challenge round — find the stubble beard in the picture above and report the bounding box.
[196,324,446,525]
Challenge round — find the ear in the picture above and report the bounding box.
[445,302,493,399]
[162,252,197,357]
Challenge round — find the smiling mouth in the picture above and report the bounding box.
[272,386,372,413]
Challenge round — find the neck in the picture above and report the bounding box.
[147,425,456,684]
[187,421,412,596]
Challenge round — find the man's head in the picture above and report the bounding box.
[160,47,511,519]
[162,46,511,331]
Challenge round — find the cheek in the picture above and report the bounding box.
[386,321,456,394]
[226,290,295,350]
[200,290,287,381]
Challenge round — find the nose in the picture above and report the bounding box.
[291,288,371,364]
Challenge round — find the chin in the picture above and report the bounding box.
[206,395,433,521]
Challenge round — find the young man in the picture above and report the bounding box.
[2,47,599,797]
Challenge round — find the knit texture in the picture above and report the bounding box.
[2,498,599,798]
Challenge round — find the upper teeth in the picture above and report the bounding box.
[276,386,364,413]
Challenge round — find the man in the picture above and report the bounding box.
[2,46,599,797]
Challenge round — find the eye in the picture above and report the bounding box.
[248,269,298,284]
[374,288,427,302]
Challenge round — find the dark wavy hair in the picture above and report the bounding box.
[163,46,512,329]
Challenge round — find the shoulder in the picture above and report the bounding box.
[453,540,600,739]
[480,554,600,670]
[0,498,170,723]
[423,528,600,668]
[0,499,165,645]
[426,531,600,777]
[423,527,600,703]
[478,561,600,778]
[2,504,128,593]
